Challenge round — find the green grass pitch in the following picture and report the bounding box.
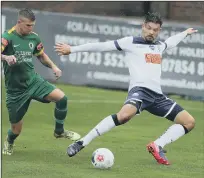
[2,83,204,178]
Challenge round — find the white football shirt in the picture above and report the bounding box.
[115,36,166,93]
[71,31,188,94]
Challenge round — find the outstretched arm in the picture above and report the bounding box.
[164,28,198,50]
[54,41,117,56]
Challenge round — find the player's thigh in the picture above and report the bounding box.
[7,98,31,124]
[31,80,58,103]
[123,87,155,119]
[174,110,195,130]
[146,95,184,121]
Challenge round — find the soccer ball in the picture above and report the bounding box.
[91,148,114,169]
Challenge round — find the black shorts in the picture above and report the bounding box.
[124,86,184,121]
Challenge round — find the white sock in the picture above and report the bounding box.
[154,124,186,148]
[81,115,116,146]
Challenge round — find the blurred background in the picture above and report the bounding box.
[2,1,204,23]
[1,1,204,101]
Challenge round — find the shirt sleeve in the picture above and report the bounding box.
[70,36,133,53]
[1,32,10,53]
[70,40,117,53]
[164,31,188,51]
[114,36,133,52]
[33,34,44,56]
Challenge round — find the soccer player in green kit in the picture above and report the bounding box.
[1,8,81,155]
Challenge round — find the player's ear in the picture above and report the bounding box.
[17,19,22,24]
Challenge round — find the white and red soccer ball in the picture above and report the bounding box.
[91,148,114,169]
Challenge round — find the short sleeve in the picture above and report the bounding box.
[1,32,10,53]
[33,33,44,56]
[114,36,133,52]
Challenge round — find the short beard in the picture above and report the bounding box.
[145,36,155,43]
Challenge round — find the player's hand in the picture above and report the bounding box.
[185,28,198,35]
[52,66,62,79]
[5,55,17,66]
[54,43,71,56]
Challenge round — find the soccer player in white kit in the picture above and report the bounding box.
[55,12,197,165]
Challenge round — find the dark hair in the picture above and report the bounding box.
[18,8,35,21]
[144,12,163,26]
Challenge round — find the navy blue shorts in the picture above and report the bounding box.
[124,87,184,121]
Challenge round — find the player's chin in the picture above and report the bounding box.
[23,32,31,35]
[26,30,32,35]
[146,37,154,43]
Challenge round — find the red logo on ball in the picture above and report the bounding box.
[96,155,104,162]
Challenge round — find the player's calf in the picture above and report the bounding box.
[66,105,138,157]
[116,103,138,124]
[7,128,20,145]
[147,111,195,165]
[54,95,68,135]
[174,110,195,132]
[66,109,137,157]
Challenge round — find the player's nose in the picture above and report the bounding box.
[149,31,154,35]
[28,26,33,31]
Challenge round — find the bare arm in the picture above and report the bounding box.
[37,52,62,79]
[37,52,57,69]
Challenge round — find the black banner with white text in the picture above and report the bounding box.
[2,8,204,98]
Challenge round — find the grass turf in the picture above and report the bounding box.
[2,84,204,178]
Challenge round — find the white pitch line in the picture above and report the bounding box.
[69,93,105,99]
[2,99,203,112]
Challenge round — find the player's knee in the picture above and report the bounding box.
[56,95,67,109]
[185,116,195,131]
[180,116,195,134]
[11,128,21,134]
[116,112,132,124]
[175,110,195,133]
[11,122,23,134]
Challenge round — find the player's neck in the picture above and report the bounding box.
[15,25,22,35]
